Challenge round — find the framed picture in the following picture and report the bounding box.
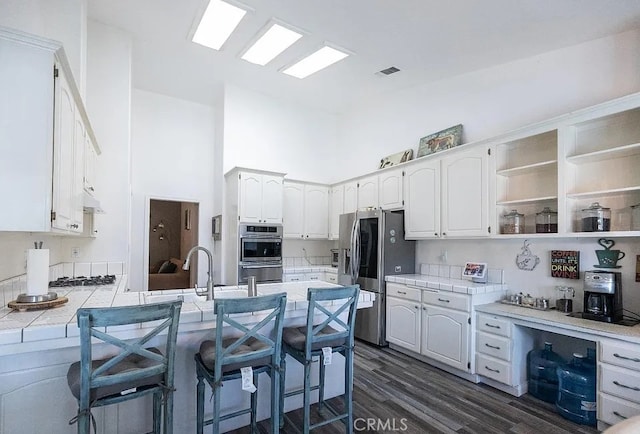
[378,149,413,169]
[417,124,463,158]
[463,262,487,279]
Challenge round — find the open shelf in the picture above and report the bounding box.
[496,160,557,177]
[497,196,558,206]
[566,186,640,200]
[566,142,640,165]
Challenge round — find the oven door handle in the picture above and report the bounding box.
[240,263,283,269]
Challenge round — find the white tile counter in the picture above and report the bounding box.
[385,274,507,295]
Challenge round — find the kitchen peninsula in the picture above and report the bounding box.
[0,277,374,434]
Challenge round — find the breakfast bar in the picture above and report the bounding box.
[0,277,374,434]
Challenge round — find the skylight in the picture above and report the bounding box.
[241,23,303,66]
[283,46,349,79]
[192,0,247,50]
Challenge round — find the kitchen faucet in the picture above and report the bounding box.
[183,246,214,301]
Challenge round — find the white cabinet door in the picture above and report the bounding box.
[386,296,421,353]
[239,172,263,223]
[404,159,440,239]
[51,67,75,232]
[441,147,490,237]
[283,274,305,282]
[329,185,344,240]
[84,136,97,195]
[421,304,469,372]
[343,181,358,213]
[261,174,284,224]
[358,175,378,209]
[283,181,304,238]
[70,111,85,233]
[379,168,404,210]
[304,184,329,239]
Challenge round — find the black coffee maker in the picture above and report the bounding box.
[582,271,622,323]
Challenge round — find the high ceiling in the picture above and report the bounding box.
[88,0,640,114]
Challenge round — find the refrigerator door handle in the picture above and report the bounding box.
[349,213,360,284]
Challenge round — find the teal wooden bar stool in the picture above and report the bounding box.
[194,292,287,434]
[279,285,360,433]
[66,300,182,434]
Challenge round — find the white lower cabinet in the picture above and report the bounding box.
[283,271,337,283]
[421,304,469,371]
[386,295,421,353]
[598,339,640,427]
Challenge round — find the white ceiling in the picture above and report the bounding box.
[88,0,640,114]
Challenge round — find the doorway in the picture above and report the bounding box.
[148,199,199,290]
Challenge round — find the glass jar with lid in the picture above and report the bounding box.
[580,202,611,232]
[536,207,558,233]
[632,203,640,231]
[502,209,525,234]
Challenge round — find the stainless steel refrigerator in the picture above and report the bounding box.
[338,209,415,346]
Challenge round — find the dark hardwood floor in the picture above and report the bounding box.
[229,342,600,433]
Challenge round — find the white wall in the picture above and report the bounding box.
[129,90,216,291]
[335,28,640,181]
[223,85,339,183]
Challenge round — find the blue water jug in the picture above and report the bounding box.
[556,353,597,426]
[527,342,565,402]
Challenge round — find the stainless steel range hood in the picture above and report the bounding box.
[83,191,104,213]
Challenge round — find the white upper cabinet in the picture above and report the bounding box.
[404,158,440,238]
[378,167,404,210]
[328,185,344,240]
[343,181,358,213]
[0,28,99,234]
[239,172,284,224]
[357,175,378,210]
[84,135,98,196]
[441,146,490,237]
[283,181,329,239]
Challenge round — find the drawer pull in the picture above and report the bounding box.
[485,343,501,350]
[397,291,407,295]
[437,298,450,303]
[613,380,640,391]
[485,323,501,329]
[613,353,640,363]
[485,366,500,373]
[613,411,628,420]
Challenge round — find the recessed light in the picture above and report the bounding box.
[282,46,350,79]
[192,0,247,51]
[241,23,303,66]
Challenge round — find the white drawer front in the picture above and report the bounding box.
[477,314,511,338]
[387,283,421,302]
[600,364,640,404]
[601,341,640,371]
[598,392,640,426]
[477,331,511,361]
[477,353,511,385]
[422,290,470,312]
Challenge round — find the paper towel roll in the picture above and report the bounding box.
[26,249,49,296]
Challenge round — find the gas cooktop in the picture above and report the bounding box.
[49,275,117,287]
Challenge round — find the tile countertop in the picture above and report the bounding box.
[476,302,640,345]
[385,274,507,295]
[283,266,337,274]
[0,277,374,352]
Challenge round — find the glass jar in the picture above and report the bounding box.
[580,202,611,232]
[632,203,640,231]
[502,209,525,234]
[535,207,558,233]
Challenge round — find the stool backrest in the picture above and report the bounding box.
[304,285,360,354]
[213,292,287,373]
[76,301,182,405]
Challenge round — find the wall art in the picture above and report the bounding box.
[550,250,580,279]
[378,149,413,169]
[417,124,463,158]
[516,240,539,271]
[594,238,625,269]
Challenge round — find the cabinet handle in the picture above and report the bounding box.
[485,343,501,350]
[613,411,628,420]
[613,353,640,363]
[89,186,94,191]
[485,323,501,329]
[613,381,640,391]
[397,290,407,295]
[414,305,419,309]
[434,233,438,236]
[437,298,450,303]
[442,232,447,236]
[422,307,426,310]
[485,366,500,373]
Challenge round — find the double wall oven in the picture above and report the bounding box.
[238,223,283,284]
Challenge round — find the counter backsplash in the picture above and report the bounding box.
[283,256,331,267]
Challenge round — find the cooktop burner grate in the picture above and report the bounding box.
[49,275,117,287]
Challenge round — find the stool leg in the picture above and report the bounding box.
[77,406,90,434]
[152,391,161,434]
[270,363,280,434]
[344,348,354,434]
[165,387,174,434]
[303,360,312,434]
[279,348,286,429]
[213,374,222,434]
[196,367,205,434]
[318,354,326,414]
[250,371,258,433]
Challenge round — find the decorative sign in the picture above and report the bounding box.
[417,124,463,157]
[551,250,580,279]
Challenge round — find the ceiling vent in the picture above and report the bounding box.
[376,66,400,76]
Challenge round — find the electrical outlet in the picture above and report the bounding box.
[71,247,80,259]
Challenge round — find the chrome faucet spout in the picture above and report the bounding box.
[183,246,214,301]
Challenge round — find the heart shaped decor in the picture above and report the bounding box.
[598,238,615,250]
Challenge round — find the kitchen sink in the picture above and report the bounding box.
[144,288,255,304]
